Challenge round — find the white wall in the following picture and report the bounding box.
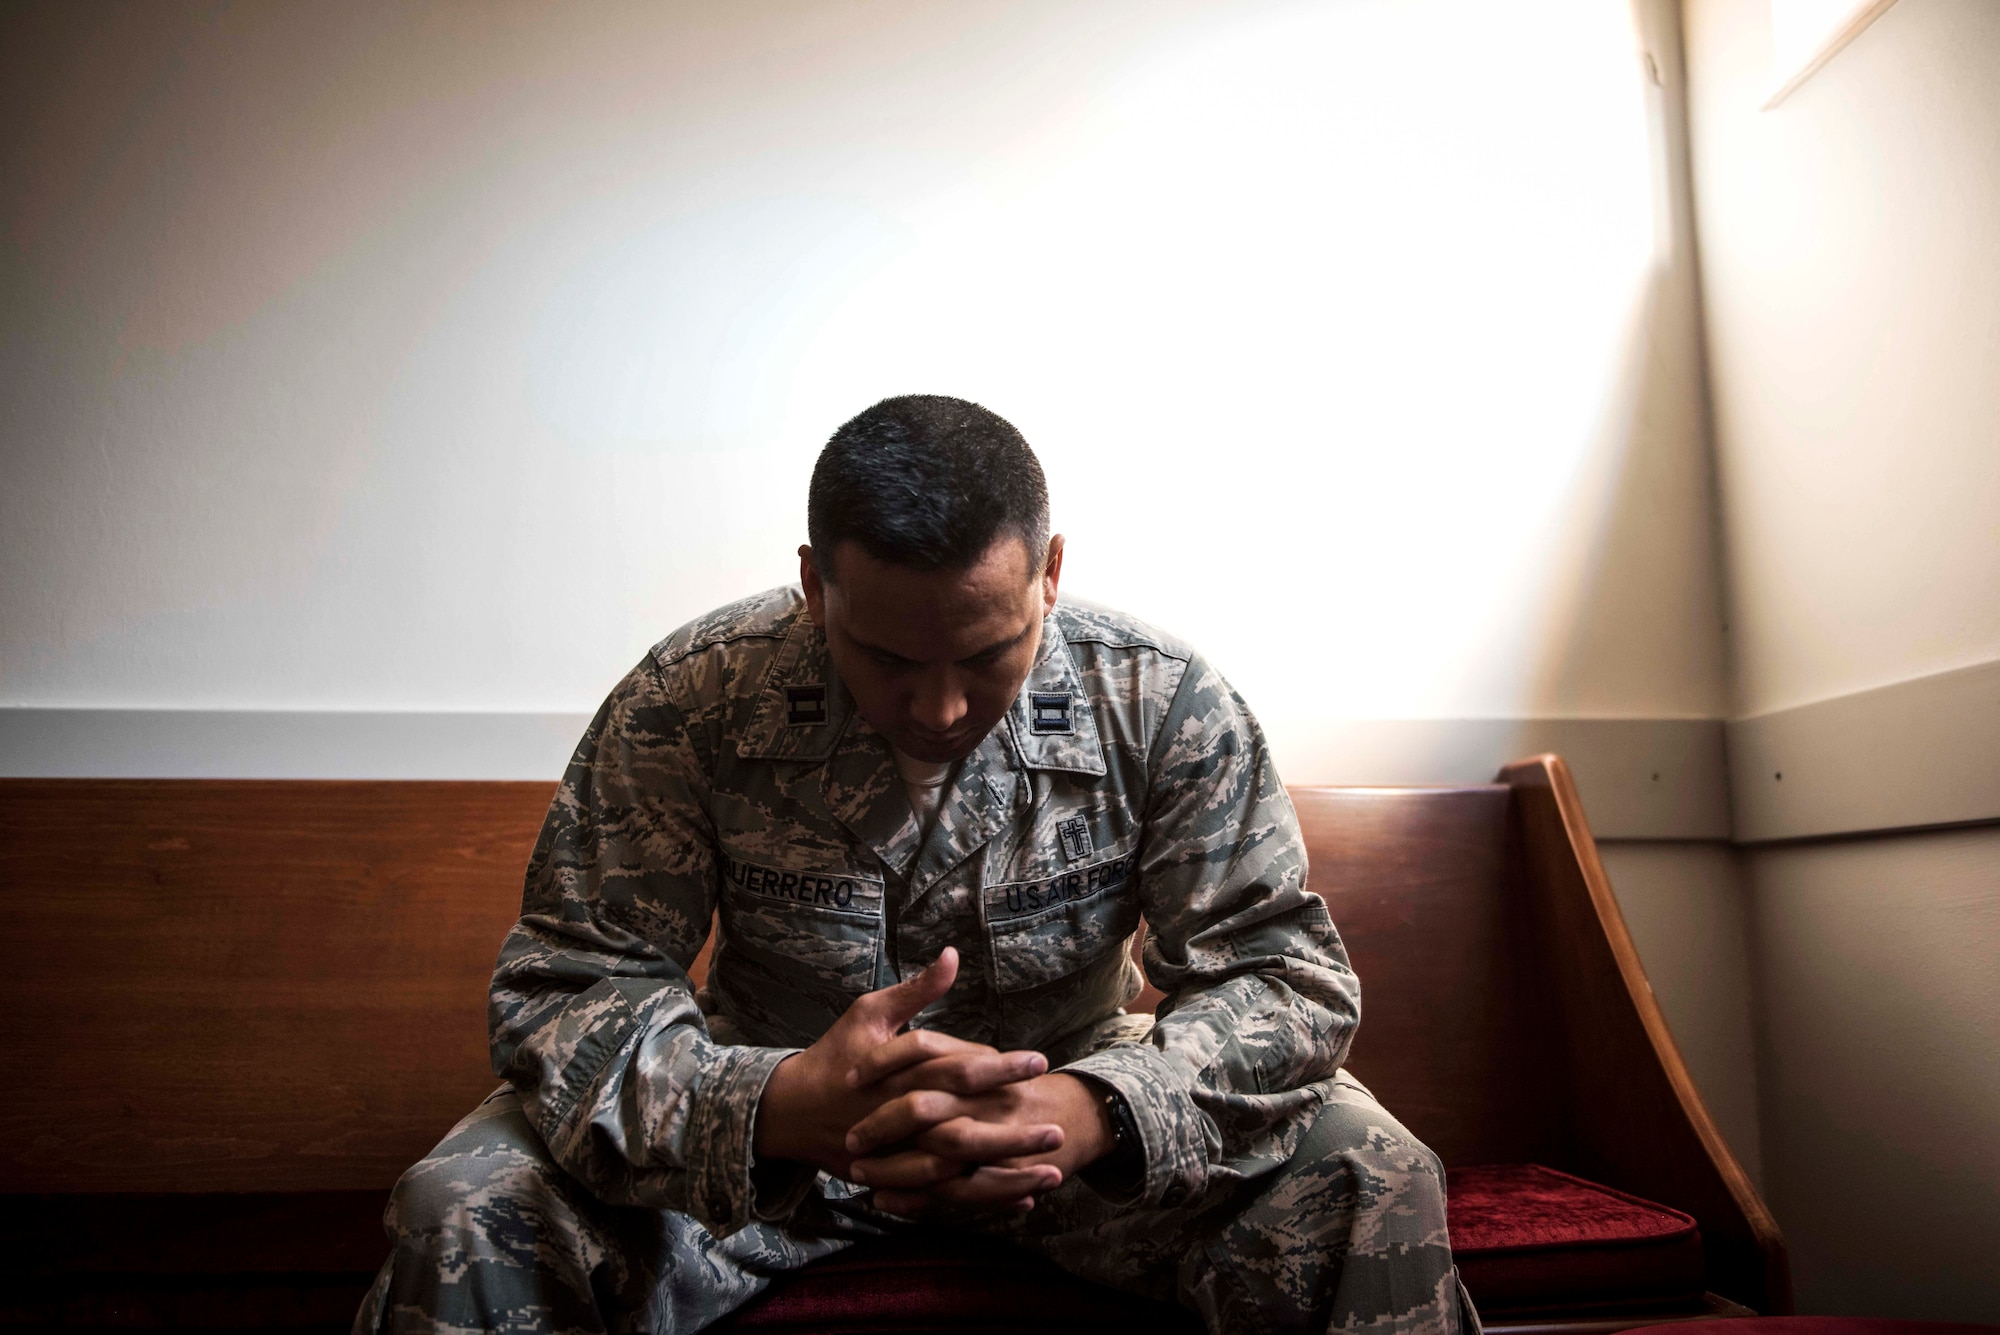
[1746,827,2000,1322]
[1683,0,2000,1319]
[1686,0,2000,719]
[1597,842,1763,1186]
[0,0,1726,726]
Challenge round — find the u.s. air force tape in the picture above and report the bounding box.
[718,849,883,917]
[985,850,1134,921]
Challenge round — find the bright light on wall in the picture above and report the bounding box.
[519,0,1666,720]
[3,0,1681,726]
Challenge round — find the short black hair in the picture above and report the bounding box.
[808,395,1049,581]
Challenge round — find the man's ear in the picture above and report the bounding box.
[1041,535,1065,616]
[799,545,824,625]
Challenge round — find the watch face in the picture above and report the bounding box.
[1104,1090,1137,1147]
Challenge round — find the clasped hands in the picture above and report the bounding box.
[753,947,1111,1214]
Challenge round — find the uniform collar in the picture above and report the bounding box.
[736,610,850,763]
[737,604,1104,777]
[1002,610,1107,777]
[903,615,1105,896]
[733,603,1105,892]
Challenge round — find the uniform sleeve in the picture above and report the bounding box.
[1061,652,1359,1210]
[487,660,815,1236]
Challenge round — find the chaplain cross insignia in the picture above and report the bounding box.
[1057,814,1094,863]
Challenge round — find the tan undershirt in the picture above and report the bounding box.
[891,745,955,832]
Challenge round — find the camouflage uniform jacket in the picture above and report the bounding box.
[489,586,1361,1239]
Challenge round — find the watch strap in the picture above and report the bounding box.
[1081,1081,1145,1193]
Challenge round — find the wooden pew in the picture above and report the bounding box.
[0,757,1785,1329]
[1297,759,1787,1319]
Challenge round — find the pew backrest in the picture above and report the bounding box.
[0,758,1785,1310]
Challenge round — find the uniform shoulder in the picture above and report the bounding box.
[649,585,804,673]
[1055,598,1196,665]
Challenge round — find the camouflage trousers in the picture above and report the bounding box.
[355,1069,1477,1335]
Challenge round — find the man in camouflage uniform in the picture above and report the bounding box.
[358,397,1476,1334]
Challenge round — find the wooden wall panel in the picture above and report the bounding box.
[0,767,1780,1318]
[1295,785,1565,1170]
[0,779,553,1192]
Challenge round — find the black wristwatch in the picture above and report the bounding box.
[1082,1082,1145,1193]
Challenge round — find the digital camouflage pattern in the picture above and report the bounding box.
[359,588,1475,1334]
[355,1087,859,1335]
[358,1074,1472,1335]
[1002,1069,1469,1335]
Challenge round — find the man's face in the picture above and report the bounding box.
[801,533,1063,764]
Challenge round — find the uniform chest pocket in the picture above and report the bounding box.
[984,850,1141,993]
[717,848,884,994]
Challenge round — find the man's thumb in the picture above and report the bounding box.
[873,947,959,1029]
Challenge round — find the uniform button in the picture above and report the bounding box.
[1162,1183,1186,1207]
[710,1193,731,1219]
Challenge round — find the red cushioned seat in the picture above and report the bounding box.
[714,1235,1204,1334]
[715,1162,1710,1330]
[1448,1164,1707,1313]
